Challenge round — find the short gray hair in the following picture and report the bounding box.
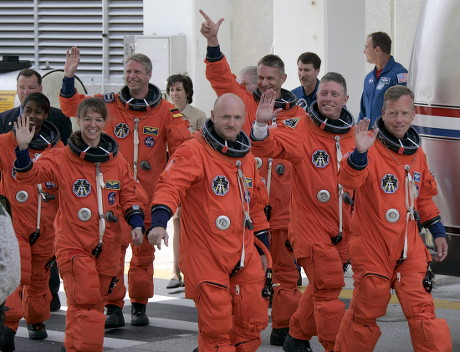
[125,53,152,74]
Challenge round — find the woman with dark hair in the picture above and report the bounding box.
[165,74,207,289]
[13,97,148,352]
[166,74,206,132]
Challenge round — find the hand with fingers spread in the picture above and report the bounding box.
[147,226,169,250]
[199,9,224,47]
[355,118,379,154]
[64,46,81,78]
[256,89,283,124]
[14,115,35,151]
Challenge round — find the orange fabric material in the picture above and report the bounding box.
[59,93,191,200]
[290,250,345,351]
[15,145,148,276]
[0,132,60,257]
[193,250,268,352]
[338,141,440,267]
[128,238,155,304]
[106,218,154,306]
[205,56,257,135]
[205,56,308,228]
[270,228,301,329]
[105,222,131,308]
[60,92,190,303]
[0,132,61,329]
[3,237,53,332]
[153,133,269,278]
[60,255,112,352]
[152,133,269,350]
[251,116,355,258]
[251,115,355,350]
[335,140,452,352]
[256,158,292,229]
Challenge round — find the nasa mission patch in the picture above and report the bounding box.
[212,175,229,196]
[73,179,91,198]
[114,123,130,139]
[381,174,398,194]
[312,150,329,168]
[283,118,300,129]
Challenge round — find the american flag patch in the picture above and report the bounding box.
[397,73,408,84]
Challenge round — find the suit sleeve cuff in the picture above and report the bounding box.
[61,76,76,97]
[150,206,172,229]
[427,219,446,238]
[14,146,32,171]
[255,230,270,254]
[128,214,145,232]
[206,45,224,62]
[347,148,368,170]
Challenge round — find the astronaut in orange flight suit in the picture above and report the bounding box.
[0,93,62,351]
[14,98,148,352]
[200,10,303,345]
[334,86,452,352]
[59,47,191,327]
[148,94,270,352]
[251,74,356,352]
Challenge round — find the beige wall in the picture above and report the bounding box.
[365,0,424,72]
[231,0,273,73]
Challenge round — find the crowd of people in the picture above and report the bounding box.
[0,8,452,352]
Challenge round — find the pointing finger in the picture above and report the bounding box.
[199,9,210,21]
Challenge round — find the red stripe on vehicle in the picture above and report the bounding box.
[415,105,460,118]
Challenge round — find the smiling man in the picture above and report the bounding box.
[58,46,191,329]
[199,10,308,345]
[334,85,452,352]
[251,72,356,351]
[291,52,321,112]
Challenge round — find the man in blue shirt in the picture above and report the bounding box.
[359,32,408,127]
[291,52,321,112]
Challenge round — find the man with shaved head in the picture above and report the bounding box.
[148,93,271,352]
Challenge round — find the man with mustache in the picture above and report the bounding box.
[291,52,321,112]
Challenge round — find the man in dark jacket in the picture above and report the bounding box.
[0,68,72,144]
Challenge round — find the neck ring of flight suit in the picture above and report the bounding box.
[375,116,420,155]
[308,101,354,134]
[202,118,251,158]
[118,83,162,111]
[68,131,118,162]
[252,88,298,110]
[28,120,61,150]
